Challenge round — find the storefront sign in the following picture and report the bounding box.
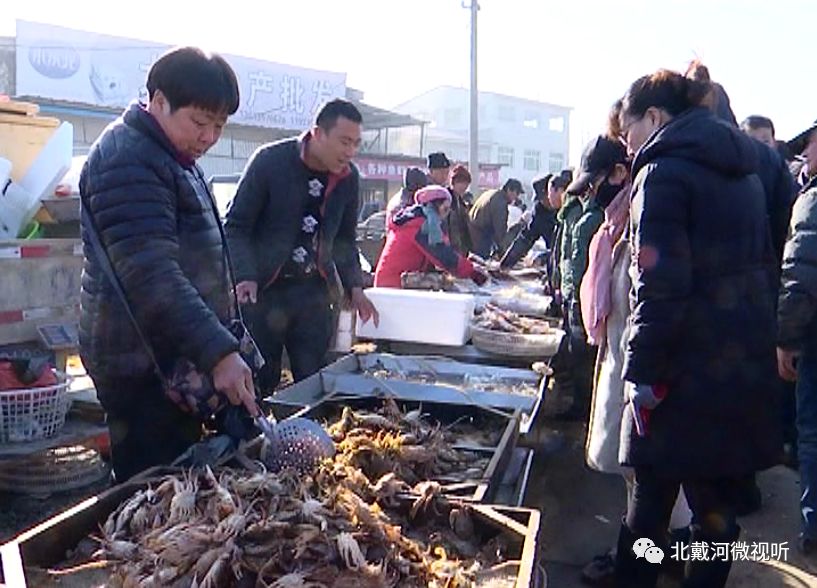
[356,156,501,188]
[15,20,346,131]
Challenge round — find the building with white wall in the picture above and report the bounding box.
[392,86,571,194]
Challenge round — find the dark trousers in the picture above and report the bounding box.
[246,277,333,393]
[796,343,817,540]
[616,467,741,588]
[94,375,202,483]
[550,300,595,415]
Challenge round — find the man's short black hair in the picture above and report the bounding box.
[741,115,775,137]
[315,99,363,132]
[146,47,240,115]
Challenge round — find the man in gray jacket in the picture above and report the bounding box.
[778,118,817,554]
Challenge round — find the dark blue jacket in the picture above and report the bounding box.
[224,134,363,295]
[750,138,797,276]
[79,103,238,381]
[621,108,781,478]
[500,201,558,269]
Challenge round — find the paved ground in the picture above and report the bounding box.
[525,419,817,587]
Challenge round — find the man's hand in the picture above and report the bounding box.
[212,352,258,416]
[236,281,258,304]
[777,347,801,382]
[351,287,379,327]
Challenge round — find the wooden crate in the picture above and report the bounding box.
[0,112,60,181]
[0,468,543,587]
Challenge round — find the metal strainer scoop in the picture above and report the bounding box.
[255,410,335,472]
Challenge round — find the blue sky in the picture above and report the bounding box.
[1,0,813,164]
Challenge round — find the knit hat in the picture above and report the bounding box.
[404,167,429,192]
[414,185,452,205]
[449,164,472,185]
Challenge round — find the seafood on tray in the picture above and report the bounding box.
[51,401,518,588]
[488,286,551,317]
[362,366,540,399]
[472,303,554,335]
[322,399,493,486]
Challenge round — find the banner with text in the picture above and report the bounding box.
[15,20,346,130]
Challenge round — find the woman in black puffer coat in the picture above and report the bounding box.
[614,69,782,587]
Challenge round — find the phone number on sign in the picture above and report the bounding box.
[672,541,789,562]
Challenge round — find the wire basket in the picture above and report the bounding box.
[0,373,71,443]
[471,325,565,359]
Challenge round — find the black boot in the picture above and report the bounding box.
[682,524,740,588]
[614,522,661,588]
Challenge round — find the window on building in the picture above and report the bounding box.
[497,146,515,167]
[549,153,565,173]
[498,105,516,122]
[549,116,565,133]
[523,149,541,172]
[523,111,540,129]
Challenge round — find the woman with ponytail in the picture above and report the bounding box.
[614,68,782,587]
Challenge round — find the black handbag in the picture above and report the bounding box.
[81,172,264,421]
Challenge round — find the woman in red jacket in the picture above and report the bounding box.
[374,185,487,288]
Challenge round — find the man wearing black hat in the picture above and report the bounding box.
[500,170,571,269]
[427,152,452,185]
[778,118,817,556]
[468,178,524,259]
[386,167,428,218]
[557,135,628,419]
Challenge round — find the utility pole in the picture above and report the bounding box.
[463,0,479,188]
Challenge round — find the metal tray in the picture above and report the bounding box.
[250,395,520,502]
[0,467,544,588]
[269,353,546,434]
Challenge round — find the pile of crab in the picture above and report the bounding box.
[71,401,517,587]
[321,399,496,487]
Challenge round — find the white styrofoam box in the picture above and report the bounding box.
[355,288,476,346]
[332,309,356,352]
[0,182,33,239]
[0,158,11,189]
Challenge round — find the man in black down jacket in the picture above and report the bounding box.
[500,170,571,270]
[80,48,258,482]
[778,119,817,555]
[225,100,378,392]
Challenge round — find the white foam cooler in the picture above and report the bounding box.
[355,287,476,346]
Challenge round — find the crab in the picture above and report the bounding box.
[410,481,443,519]
[371,473,410,507]
[300,493,328,530]
[336,532,367,570]
[168,470,198,523]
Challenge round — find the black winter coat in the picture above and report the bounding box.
[500,201,558,269]
[620,108,781,479]
[778,177,817,350]
[79,103,238,381]
[750,138,797,279]
[224,134,363,294]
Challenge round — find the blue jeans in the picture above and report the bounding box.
[797,345,817,539]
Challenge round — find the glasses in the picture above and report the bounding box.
[620,115,642,142]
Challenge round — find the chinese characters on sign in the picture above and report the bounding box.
[355,157,502,189]
[15,20,347,131]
